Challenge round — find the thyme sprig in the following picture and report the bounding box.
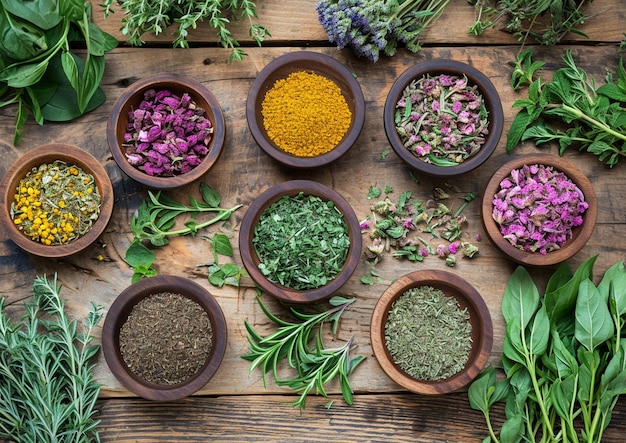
[130,183,242,246]
[0,274,103,442]
[506,50,626,167]
[242,296,365,410]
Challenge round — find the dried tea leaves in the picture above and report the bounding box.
[385,285,472,381]
[119,292,213,385]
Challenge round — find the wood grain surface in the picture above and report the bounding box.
[1,0,626,441]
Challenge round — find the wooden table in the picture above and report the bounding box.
[1,0,625,441]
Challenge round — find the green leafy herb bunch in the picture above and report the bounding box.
[506,50,626,167]
[0,0,118,144]
[0,274,103,442]
[101,0,271,62]
[469,256,626,442]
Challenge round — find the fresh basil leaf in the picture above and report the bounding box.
[0,12,48,61]
[0,0,62,30]
[59,0,84,21]
[201,183,221,207]
[499,414,524,443]
[0,60,48,88]
[468,366,496,413]
[575,279,615,352]
[212,233,233,257]
[528,305,549,356]
[502,266,540,328]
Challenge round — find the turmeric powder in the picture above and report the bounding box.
[261,70,352,157]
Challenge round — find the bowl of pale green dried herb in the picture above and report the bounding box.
[370,270,492,395]
[239,180,362,303]
[0,144,114,258]
[101,275,227,401]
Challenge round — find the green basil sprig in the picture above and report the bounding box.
[0,0,117,144]
[469,256,626,442]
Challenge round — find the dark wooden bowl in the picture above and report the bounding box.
[370,270,492,395]
[107,73,225,189]
[481,154,597,266]
[102,275,227,401]
[238,180,362,303]
[246,51,365,168]
[383,59,503,177]
[0,144,113,258]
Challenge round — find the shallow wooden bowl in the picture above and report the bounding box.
[238,180,362,303]
[0,144,113,258]
[102,275,227,401]
[107,73,225,189]
[481,154,597,266]
[246,51,365,168]
[370,270,492,395]
[384,59,503,177]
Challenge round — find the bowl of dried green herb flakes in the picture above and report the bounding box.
[246,51,365,169]
[384,59,503,177]
[370,270,492,395]
[102,275,227,401]
[0,144,114,258]
[239,180,362,303]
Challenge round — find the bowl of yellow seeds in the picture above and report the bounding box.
[0,144,114,258]
[246,51,366,168]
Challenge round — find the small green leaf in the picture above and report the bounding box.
[201,183,221,207]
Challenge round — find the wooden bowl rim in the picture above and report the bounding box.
[101,275,227,401]
[0,143,113,258]
[238,179,362,303]
[246,51,365,169]
[481,153,598,266]
[107,73,225,190]
[370,270,493,395]
[383,59,504,177]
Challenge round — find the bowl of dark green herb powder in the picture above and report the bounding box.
[102,275,227,401]
[370,270,492,395]
[239,180,362,303]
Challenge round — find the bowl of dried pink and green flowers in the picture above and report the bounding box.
[481,154,597,266]
[384,60,503,177]
[107,74,225,189]
[0,144,114,258]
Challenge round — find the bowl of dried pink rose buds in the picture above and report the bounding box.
[481,154,597,266]
[384,60,503,177]
[107,74,225,189]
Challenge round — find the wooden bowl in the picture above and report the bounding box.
[107,73,225,189]
[0,144,113,258]
[384,59,503,177]
[481,154,597,266]
[246,51,365,168]
[370,270,492,395]
[239,180,362,303]
[102,275,227,401]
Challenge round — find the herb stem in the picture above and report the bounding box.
[161,205,242,237]
[556,103,626,144]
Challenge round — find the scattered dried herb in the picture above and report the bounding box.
[119,292,212,385]
[11,160,102,245]
[385,285,472,381]
[469,256,626,443]
[242,295,364,410]
[253,193,351,290]
[395,73,489,166]
[492,163,588,254]
[261,71,352,157]
[123,88,214,177]
[200,233,249,288]
[0,274,103,442]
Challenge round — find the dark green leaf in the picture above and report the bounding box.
[201,183,221,207]
[0,12,48,61]
[575,279,615,352]
[502,266,540,328]
[505,108,533,152]
[124,241,156,269]
[212,233,234,257]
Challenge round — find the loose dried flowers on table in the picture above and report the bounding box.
[262,71,352,157]
[10,161,101,245]
[123,89,214,176]
[491,163,588,254]
[395,73,489,166]
[360,185,480,278]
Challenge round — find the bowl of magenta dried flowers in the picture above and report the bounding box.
[239,180,362,303]
[370,270,493,395]
[246,51,365,169]
[481,154,597,267]
[102,275,227,401]
[384,60,504,177]
[0,144,114,258]
[107,73,225,189]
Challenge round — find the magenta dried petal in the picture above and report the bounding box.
[180,162,193,174]
[175,138,189,153]
[162,96,180,108]
[152,142,171,155]
[185,154,202,166]
[126,153,145,165]
[155,89,173,101]
[136,142,151,153]
[180,93,192,107]
[193,144,208,155]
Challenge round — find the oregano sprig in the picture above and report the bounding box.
[242,296,365,410]
[0,274,103,442]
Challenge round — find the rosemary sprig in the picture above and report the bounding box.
[242,296,365,410]
[0,274,103,443]
[130,183,243,246]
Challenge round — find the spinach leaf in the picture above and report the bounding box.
[0,0,62,30]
